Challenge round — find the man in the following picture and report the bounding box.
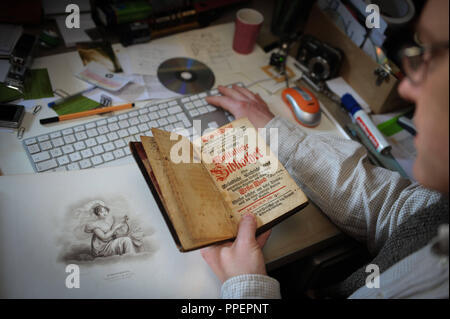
[201,0,449,298]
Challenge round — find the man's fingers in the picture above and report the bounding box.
[206,95,242,115]
[217,85,250,102]
[232,85,259,103]
[256,229,271,249]
[235,213,258,247]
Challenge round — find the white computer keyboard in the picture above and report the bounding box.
[23,84,239,173]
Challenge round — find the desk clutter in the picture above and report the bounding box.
[0,0,423,299]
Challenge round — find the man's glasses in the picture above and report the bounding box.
[401,41,449,85]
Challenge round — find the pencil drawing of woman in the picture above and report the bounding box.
[58,197,157,264]
[84,201,140,257]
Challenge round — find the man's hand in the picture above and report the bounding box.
[201,213,271,283]
[206,84,275,128]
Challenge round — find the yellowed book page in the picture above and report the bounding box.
[198,118,308,227]
[141,136,200,250]
[151,128,235,242]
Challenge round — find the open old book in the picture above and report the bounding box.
[130,118,308,252]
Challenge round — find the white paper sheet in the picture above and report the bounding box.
[0,164,221,298]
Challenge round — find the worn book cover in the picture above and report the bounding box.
[130,118,308,252]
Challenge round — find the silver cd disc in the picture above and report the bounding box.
[157,57,215,95]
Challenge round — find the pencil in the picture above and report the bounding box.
[40,103,135,124]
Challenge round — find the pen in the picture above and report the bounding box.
[341,93,391,154]
[40,103,135,124]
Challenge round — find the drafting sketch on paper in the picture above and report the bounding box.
[58,197,157,264]
[186,32,235,71]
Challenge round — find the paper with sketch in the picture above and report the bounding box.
[127,40,188,75]
[179,23,242,73]
[0,164,221,298]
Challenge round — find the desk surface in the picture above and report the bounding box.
[0,22,343,272]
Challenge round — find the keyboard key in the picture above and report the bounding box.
[157,118,168,126]
[184,102,194,110]
[62,128,74,135]
[75,132,88,141]
[74,141,86,151]
[92,145,104,155]
[138,114,150,123]
[69,152,82,162]
[108,122,120,131]
[114,140,126,148]
[158,109,168,117]
[149,105,158,112]
[118,129,129,138]
[138,108,149,115]
[36,159,57,172]
[159,103,169,109]
[102,152,115,162]
[128,126,139,135]
[206,105,217,112]
[32,151,50,163]
[67,162,80,171]
[118,120,130,129]
[96,119,107,126]
[50,148,63,158]
[86,122,96,129]
[64,134,76,144]
[50,131,62,138]
[91,155,103,166]
[96,135,108,144]
[57,155,70,166]
[107,117,118,123]
[129,117,140,126]
[168,100,178,106]
[198,92,207,98]
[118,114,128,120]
[81,149,93,159]
[97,125,109,134]
[138,123,149,132]
[52,137,64,147]
[198,106,208,115]
[73,125,85,133]
[62,145,74,154]
[181,97,190,103]
[113,149,125,158]
[37,135,49,142]
[87,128,99,138]
[39,141,53,151]
[189,109,199,117]
[24,138,37,145]
[129,111,139,117]
[103,142,115,152]
[107,132,119,141]
[79,159,92,169]
[168,105,182,114]
[85,138,97,147]
[148,120,158,128]
[167,115,177,124]
[27,144,40,154]
[149,113,159,120]
[193,100,203,108]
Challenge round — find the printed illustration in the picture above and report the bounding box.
[58,196,157,264]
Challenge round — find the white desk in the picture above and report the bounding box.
[0,23,343,270]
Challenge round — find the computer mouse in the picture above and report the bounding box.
[282,87,321,128]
